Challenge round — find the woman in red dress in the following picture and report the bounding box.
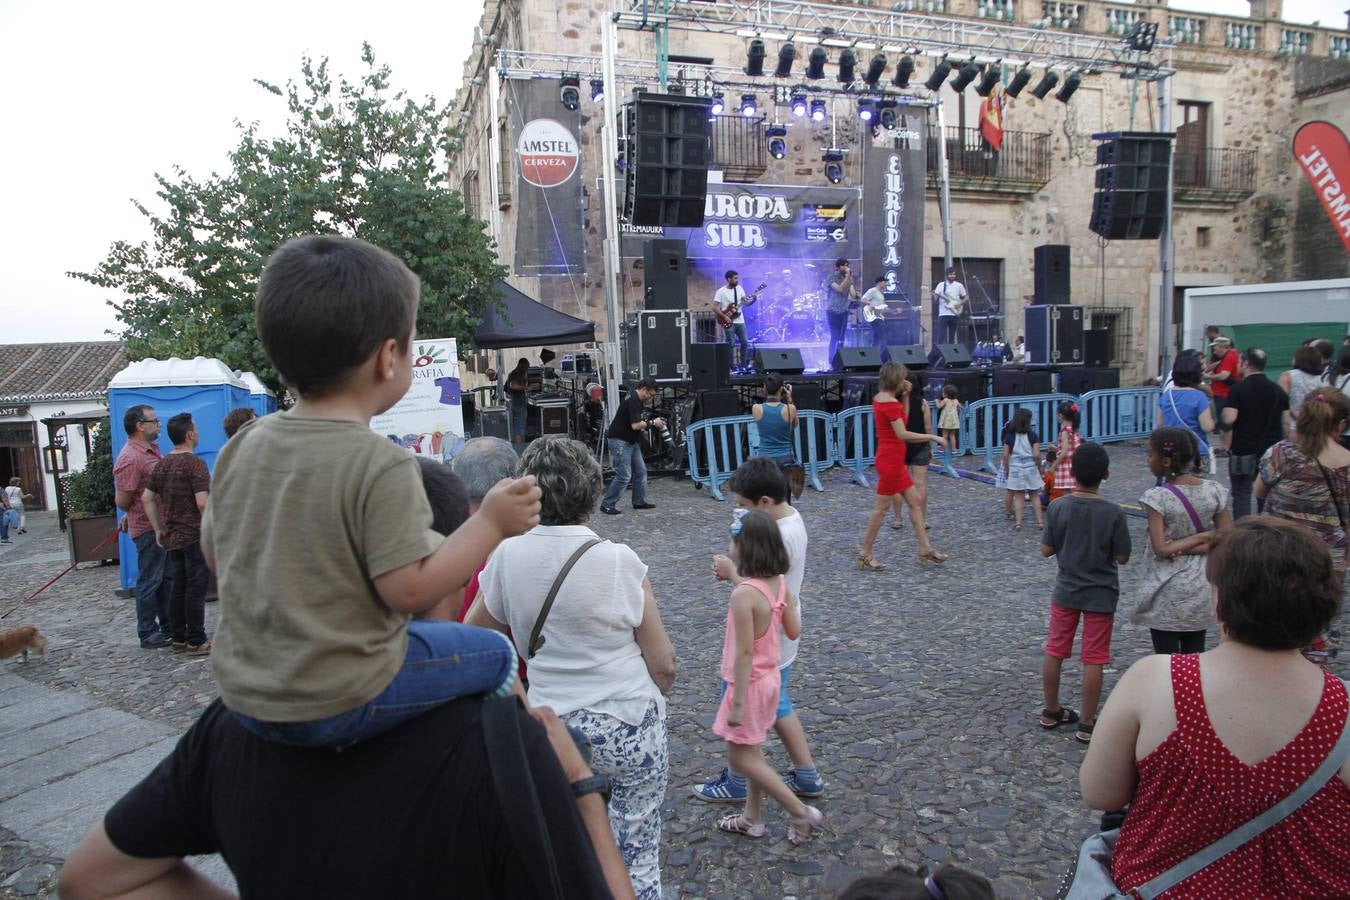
[858,362,949,572]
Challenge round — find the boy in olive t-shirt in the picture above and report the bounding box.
[203,236,541,747]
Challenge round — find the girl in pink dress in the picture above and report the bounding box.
[711,509,822,844]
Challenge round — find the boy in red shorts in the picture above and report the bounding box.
[1038,442,1131,745]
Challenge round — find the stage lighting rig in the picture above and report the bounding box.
[878,99,898,129]
[740,93,759,117]
[837,49,856,83]
[710,91,725,115]
[1126,21,1158,52]
[823,148,846,184]
[863,53,887,86]
[790,88,809,117]
[1005,67,1032,98]
[767,125,789,159]
[559,75,580,110]
[810,98,828,122]
[806,47,828,80]
[1055,72,1082,102]
[924,59,952,91]
[746,39,766,76]
[975,66,1000,96]
[856,98,877,123]
[590,79,605,103]
[1029,70,1060,99]
[775,43,797,77]
[894,55,915,88]
[950,62,981,92]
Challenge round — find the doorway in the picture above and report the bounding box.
[0,422,44,510]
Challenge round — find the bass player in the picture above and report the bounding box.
[933,266,968,346]
[861,275,890,350]
[712,269,761,372]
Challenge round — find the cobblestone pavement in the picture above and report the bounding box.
[2,444,1346,898]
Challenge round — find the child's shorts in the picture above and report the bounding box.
[721,663,796,721]
[1045,604,1113,665]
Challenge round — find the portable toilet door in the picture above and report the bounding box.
[106,358,250,593]
[236,371,279,416]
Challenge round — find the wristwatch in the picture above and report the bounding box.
[571,773,612,805]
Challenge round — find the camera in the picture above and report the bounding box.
[644,412,674,450]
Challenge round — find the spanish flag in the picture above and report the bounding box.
[980,86,1004,152]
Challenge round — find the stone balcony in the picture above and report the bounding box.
[1173,145,1259,206]
[925,125,1052,197]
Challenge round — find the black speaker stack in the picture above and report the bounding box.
[993,367,1055,397]
[928,343,972,369]
[833,346,883,373]
[756,348,806,375]
[1033,244,1071,305]
[1089,131,1172,241]
[688,342,731,391]
[883,345,929,368]
[1059,367,1121,394]
[643,239,688,309]
[1083,329,1111,368]
[623,93,711,228]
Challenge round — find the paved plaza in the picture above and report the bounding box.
[2,443,1347,898]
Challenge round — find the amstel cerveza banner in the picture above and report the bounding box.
[509,78,586,275]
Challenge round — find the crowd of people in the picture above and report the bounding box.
[53,237,1348,898]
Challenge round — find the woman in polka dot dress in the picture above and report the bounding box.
[1080,518,1350,897]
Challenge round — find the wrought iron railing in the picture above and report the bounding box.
[1173,146,1258,193]
[926,126,1051,185]
[709,114,767,182]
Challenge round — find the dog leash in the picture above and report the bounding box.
[0,530,120,621]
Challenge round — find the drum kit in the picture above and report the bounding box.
[750,267,828,344]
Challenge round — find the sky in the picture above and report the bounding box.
[0,0,1344,345]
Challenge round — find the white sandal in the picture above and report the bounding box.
[716,813,766,838]
[788,806,825,845]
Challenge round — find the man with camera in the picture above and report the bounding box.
[600,377,664,516]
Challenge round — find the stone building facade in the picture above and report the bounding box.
[450,0,1349,383]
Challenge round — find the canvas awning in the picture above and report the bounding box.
[473,281,596,350]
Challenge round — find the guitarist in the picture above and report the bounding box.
[933,266,968,346]
[713,269,757,372]
[861,275,890,350]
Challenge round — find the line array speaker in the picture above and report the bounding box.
[1089,131,1172,241]
[623,93,710,228]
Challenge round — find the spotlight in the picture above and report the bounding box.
[893,55,915,88]
[710,91,725,115]
[790,88,808,117]
[878,99,898,129]
[975,66,1000,97]
[1126,21,1158,52]
[924,59,952,91]
[740,93,758,117]
[559,75,580,110]
[1029,70,1060,99]
[863,53,887,86]
[1055,72,1082,102]
[745,39,766,77]
[823,148,845,184]
[590,79,605,103]
[1005,66,1032,98]
[950,62,980,92]
[806,47,828,80]
[856,98,876,123]
[837,48,856,83]
[767,125,788,159]
[775,43,797,78]
[810,98,828,122]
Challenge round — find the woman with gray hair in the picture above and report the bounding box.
[468,436,676,900]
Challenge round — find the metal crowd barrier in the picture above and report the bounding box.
[684,415,756,501]
[1080,387,1160,444]
[961,393,1078,475]
[833,405,878,488]
[791,409,835,494]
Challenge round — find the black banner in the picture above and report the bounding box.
[508,78,585,276]
[860,107,927,307]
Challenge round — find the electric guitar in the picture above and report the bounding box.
[713,282,767,328]
[861,302,888,324]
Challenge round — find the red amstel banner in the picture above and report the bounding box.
[1293,121,1350,254]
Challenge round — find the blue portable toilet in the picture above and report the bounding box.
[236,371,278,417]
[107,358,250,591]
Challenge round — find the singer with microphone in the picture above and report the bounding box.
[933,267,967,346]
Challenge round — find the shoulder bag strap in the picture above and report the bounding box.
[1160,482,1207,535]
[482,696,564,900]
[528,538,602,659]
[1134,687,1350,900]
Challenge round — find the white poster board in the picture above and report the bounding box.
[370,338,466,462]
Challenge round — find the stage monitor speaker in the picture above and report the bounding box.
[689,342,730,391]
[624,93,711,227]
[1059,366,1120,395]
[883,344,929,368]
[755,348,806,375]
[1089,131,1171,241]
[832,346,882,373]
[692,388,741,421]
[1083,329,1111,368]
[928,343,972,369]
[643,239,688,309]
[480,406,510,441]
[1033,244,1071,305]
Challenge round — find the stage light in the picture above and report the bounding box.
[894,55,915,88]
[1005,66,1032,98]
[559,75,580,110]
[775,43,797,77]
[710,91,725,115]
[1030,70,1060,99]
[975,66,1000,96]
[863,53,887,86]
[924,59,952,91]
[810,98,828,122]
[1126,21,1158,52]
[806,47,828,80]
[950,62,980,92]
[856,98,876,123]
[740,93,758,117]
[745,39,766,77]
[837,49,856,83]
[878,99,898,129]
[1055,72,1082,102]
[590,79,605,103]
[767,124,788,159]
[790,88,808,117]
[823,149,845,184]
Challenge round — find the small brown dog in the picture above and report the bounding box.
[0,625,48,663]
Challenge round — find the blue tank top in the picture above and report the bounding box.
[757,402,793,459]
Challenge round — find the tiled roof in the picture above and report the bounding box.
[0,341,126,404]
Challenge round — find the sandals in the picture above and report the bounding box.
[1039,706,1080,730]
[857,552,887,572]
[788,806,825,845]
[918,548,948,565]
[1076,721,1095,744]
[716,813,766,838]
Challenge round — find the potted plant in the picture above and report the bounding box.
[61,420,120,564]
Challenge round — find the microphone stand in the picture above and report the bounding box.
[970,274,997,352]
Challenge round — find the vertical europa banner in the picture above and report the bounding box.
[510,78,586,275]
[861,108,927,306]
[1293,121,1350,254]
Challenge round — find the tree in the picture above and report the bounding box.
[70,45,504,390]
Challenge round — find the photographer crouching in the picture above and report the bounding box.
[600,377,665,515]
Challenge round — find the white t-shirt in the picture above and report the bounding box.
[2,486,21,506]
[935,280,967,318]
[861,286,887,314]
[713,284,746,325]
[776,508,807,670]
[480,524,663,725]
[1013,342,1026,363]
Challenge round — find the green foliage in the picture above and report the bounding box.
[62,420,117,518]
[70,44,504,390]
